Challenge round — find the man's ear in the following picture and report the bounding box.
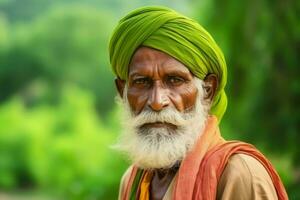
[203,74,218,102]
[115,78,126,98]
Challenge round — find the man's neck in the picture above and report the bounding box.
[150,165,179,200]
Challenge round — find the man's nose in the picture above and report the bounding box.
[148,82,169,112]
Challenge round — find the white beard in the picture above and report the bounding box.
[113,78,210,169]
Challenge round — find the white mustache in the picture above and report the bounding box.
[131,107,194,128]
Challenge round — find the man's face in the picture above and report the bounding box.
[127,46,198,117]
[114,47,214,169]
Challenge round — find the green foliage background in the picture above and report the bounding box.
[0,0,299,199]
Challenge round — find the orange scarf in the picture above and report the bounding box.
[122,116,288,200]
[139,171,153,200]
[173,116,288,200]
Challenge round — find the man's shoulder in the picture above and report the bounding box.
[222,153,267,180]
[217,153,278,200]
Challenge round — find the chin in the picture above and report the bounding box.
[125,126,194,170]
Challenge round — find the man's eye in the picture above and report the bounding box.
[167,76,185,85]
[133,78,149,85]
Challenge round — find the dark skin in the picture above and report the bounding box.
[115,46,218,200]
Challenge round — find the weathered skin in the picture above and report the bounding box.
[115,46,218,200]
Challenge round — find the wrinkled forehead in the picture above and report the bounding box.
[128,46,194,78]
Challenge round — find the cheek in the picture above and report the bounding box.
[170,85,198,111]
[127,89,148,114]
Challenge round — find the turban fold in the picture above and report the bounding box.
[109,6,227,122]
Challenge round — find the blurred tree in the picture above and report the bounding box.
[0,0,190,23]
[0,15,9,47]
[0,6,117,114]
[0,85,128,199]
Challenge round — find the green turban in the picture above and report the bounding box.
[109,6,227,122]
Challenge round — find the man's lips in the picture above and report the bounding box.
[140,122,177,129]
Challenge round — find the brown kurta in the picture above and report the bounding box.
[118,153,278,200]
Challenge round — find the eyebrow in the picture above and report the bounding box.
[129,70,193,80]
[129,72,148,78]
[128,62,193,78]
[165,68,192,76]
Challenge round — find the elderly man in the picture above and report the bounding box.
[108,6,288,200]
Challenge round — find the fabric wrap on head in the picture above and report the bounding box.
[109,6,228,122]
